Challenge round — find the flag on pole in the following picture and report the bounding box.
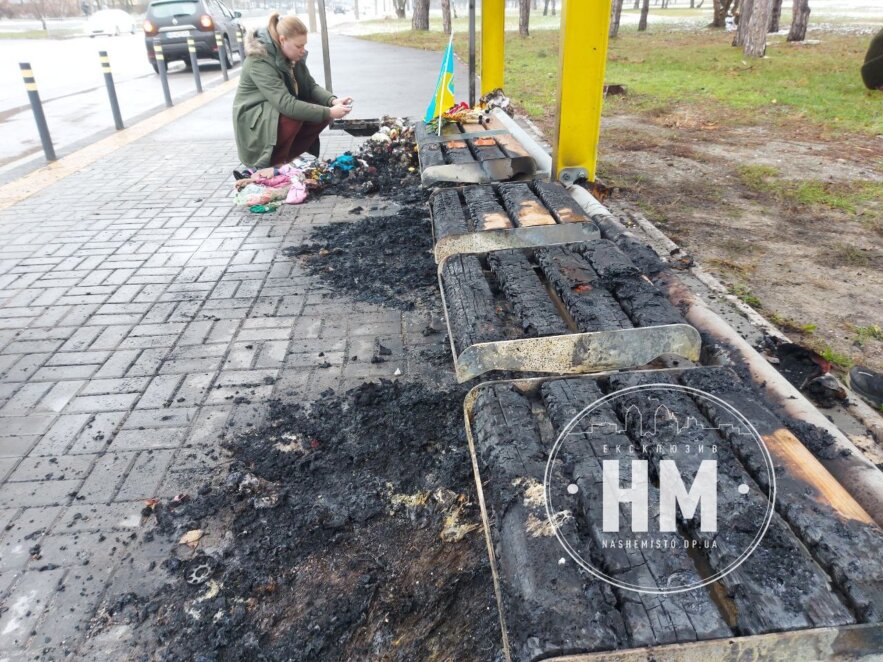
[424,33,455,129]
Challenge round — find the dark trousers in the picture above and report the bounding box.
[270,116,329,166]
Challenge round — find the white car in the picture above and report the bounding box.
[86,9,137,36]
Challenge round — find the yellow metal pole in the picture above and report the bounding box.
[553,0,612,184]
[480,0,505,95]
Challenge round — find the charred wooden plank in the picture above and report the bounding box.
[679,367,883,623]
[607,372,856,635]
[441,254,507,352]
[430,188,470,240]
[498,182,556,228]
[487,250,568,337]
[443,139,476,165]
[471,384,630,660]
[462,185,513,231]
[581,240,684,327]
[532,180,591,225]
[482,114,533,159]
[460,123,507,161]
[536,246,633,333]
[541,378,732,646]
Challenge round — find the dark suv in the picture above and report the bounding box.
[143,0,245,73]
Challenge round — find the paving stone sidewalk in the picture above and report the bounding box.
[0,85,445,659]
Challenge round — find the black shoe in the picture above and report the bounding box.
[233,169,252,181]
[307,138,321,159]
[849,365,883,408]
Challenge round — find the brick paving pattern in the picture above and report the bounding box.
[0,111,443,659]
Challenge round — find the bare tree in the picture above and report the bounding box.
[543,0,549,14]
[732,0,751,45]
[767,0,781,30]
[307,0,317,31]
[354,0,360,19]
[392,0,406,18]
[609,0,624,37]
[711,0,735,27]
[441,0,451,34]
[518,0,530,36]
[742,0,772,55]
[787,0,810,41]
[638,0,650,31]
[412,0,429,29]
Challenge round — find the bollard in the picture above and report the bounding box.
[235,29,245,62]
[187,37,202,93]
[153,39,173,107]
[215,33,228,81]
[99,50,124,130]
[19,62,56,162]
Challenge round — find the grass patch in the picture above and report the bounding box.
[360,28,883,135]
[728,283,762,309]
[852,324,883,346]
[767,312,816,335]
[736,165,883,213]
[0,30,82,39]
[706,257,755,279]
[819,346,854,370]
[831,243,873,267]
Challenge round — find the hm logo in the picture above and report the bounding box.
[602,460,718,533]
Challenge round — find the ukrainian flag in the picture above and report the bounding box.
[424,35,455,125]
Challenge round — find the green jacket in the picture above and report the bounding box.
[233,28,336,168]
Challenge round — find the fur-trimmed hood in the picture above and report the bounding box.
[244,27,273,59]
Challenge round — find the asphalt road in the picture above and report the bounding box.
[0,32,239,172]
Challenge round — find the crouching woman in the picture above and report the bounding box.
[233,13,352,170]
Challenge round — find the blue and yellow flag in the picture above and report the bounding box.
[424,34,455,126]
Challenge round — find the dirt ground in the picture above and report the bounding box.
[591,109,883,373]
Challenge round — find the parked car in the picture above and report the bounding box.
[143,0,244,73]
[86,8,137,36]
[333,4,346,14]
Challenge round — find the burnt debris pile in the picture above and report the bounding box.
[118,381,497,661]
[282,205,438,312]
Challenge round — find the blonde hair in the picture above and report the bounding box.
[268,12,307,46]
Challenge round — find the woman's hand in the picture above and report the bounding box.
[330,104,352,119]
[332,96,354,107]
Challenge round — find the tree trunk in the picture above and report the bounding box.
[441,0,451,34]
[767,0,782,31]
[633,0,640,9]
[518,0,530,36]
[551,0,556,15]
[393,0,406,18]
[743,0,771,56]
[411,0,429,29]
[732,0,751,45]
[543,0,549,14]
[787,0,810,41]
[354,0,360,19]
[638,0,650,31]
[307,0,317,31]
[609,0,624,37]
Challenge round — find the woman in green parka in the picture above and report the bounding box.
[233,13,353,171]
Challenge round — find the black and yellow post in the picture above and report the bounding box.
[153,39,173,107]
[19,62,56,162]
[99,50,124,130]
[235,29,245,62]
[187,37,203,93]
[215,33,228,81]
